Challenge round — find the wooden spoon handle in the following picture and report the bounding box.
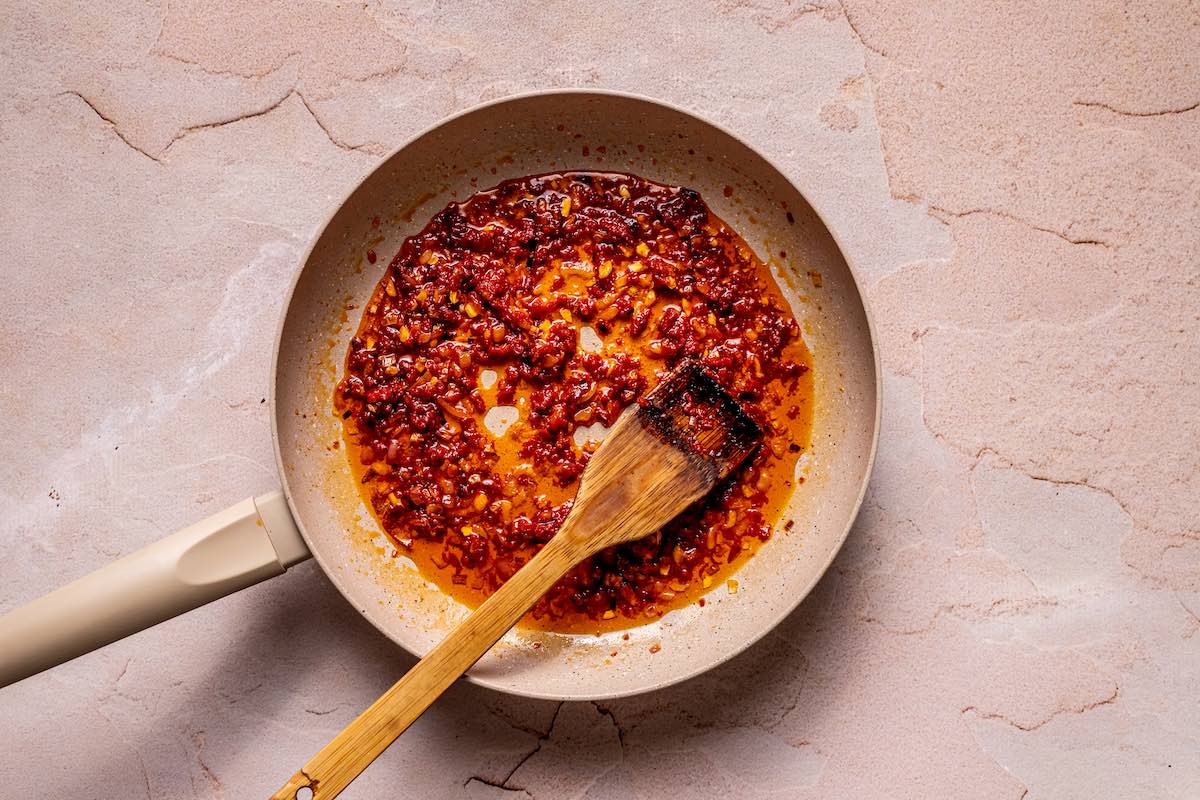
[271,533,584,800]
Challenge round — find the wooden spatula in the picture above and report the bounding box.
[272,359,762,799]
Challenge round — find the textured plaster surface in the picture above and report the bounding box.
[1,2,1197,798]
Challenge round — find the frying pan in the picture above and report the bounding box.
[0,90,879,701]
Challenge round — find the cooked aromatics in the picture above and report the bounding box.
[336,171,813,632]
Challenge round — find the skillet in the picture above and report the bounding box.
[0,89,880,701]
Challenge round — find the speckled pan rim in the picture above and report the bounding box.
[269,88,882,700]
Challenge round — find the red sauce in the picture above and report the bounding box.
[336,172,812,632]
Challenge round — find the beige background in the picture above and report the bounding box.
[2,2,1197,798]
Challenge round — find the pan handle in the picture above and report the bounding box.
[0,490,310,688]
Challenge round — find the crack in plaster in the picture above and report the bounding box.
[590,701,627,750]
[961,684,1120,732]
[1178,596,1200,639]
[63,85,383,163]
[466,702,564,794]
[832,1,991,265]
[294,91,387,154]
[150,5,408,86]
[153,47,301,80]
[929,205,1116,249]
[839,1,888,58]
[969,447,1135,526]
[216,681,264,708]
[959,699,1034,800]
[720,0,834,33]
[765,690,804,731]
[463,776,533,797]
[139,756,152,800]
[59,91,163,163]
[859,594,1060,636]
[486,706,559,740]
[765,3,831,32]
[147,3,300,81]
[917,401,1197,597]
[965,445,1200,590]
[1073,99,1200,118]
[158,88,299,155]
[907,414,1145,581]
[331,60,410,85]
[192,731,224,798]
[93,701,153,800]
[756,646,810,729]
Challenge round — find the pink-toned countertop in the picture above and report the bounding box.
[2,2,1197,798]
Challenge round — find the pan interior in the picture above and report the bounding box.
[273,91,878,700]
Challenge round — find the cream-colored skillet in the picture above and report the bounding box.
[0,90,879,702]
